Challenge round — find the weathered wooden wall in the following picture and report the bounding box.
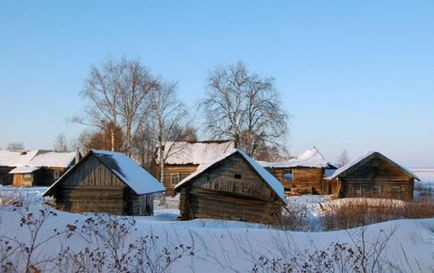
[161,165,198,195]
[0,167,12,185]
[178,154,283,225]
[49,156,153,215]
[36,167,68,186]
[337,156,414,201]
[267,167,327,194]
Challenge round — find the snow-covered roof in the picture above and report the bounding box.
[327,151,420,181]
[29,151,76,168]
[9,166,40,174]
[260,147,335,169]
[0,150,76,168]
[174,149,286,203]
[0,150,39,167]
[160,140,235,165]
[44,150,165,196]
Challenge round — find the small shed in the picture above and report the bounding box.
[9,166,40,187]
[44,150,165,215]
[327,151,418,201]
[174,149,286,225]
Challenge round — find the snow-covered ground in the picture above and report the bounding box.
[413,168,434,200]
[0,187,432,272]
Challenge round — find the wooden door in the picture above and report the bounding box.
[13,175,23,187]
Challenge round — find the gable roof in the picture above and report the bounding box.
[9,166,40,174]
[174,148,286,203]
[327,151,420,180]
[0,150,40,167]
[0,150,76,168]
[260,147,335,169]
[44,150,165,196]
[159,140,235,165]
[29,151,76,168]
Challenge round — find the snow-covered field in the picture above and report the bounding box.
[0,187,432,272]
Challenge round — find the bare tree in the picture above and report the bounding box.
[7,143,24,152]
[337,149,350,166]
[53,133,68,152]
[148,82,188,186]
[200,62,289,158]
[74,57,166,157]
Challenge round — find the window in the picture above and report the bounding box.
[234,173,242,179]
[23,174,32,179]
[284,171,293,181]
[171,173,180,185]
[53,171,60,180]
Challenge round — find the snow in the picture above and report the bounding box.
[328,151,419,180]
[0,150,75,168]
[8,166,40,174]
[29,151,76,168]
[0,186,48,205]
[260,146,335,169]
[0,200,432,272]
[160,140,234,165]
[175,148,286,203]
[0,150,39,167]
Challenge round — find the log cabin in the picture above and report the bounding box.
[0,150,78,187]
[154,140,234,195]
[174,149,286,225]
[260,147,336,195]
[43,150,165,215]
[327,151,418,201]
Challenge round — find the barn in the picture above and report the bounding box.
[260,147,336,195]
[174,149,286,225]
[43,150,165,215]
[154,140,234,195]
[327,151,418,201]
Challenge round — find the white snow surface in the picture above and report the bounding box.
[160,140,234,165]
[8,166,40,174]
[260,146,334,169]
[175,149,286,203]
[328,151,419,180]
[0,202,432,272]
[0,150,39,167]
[0,150,75,168]
[29,151,76,168]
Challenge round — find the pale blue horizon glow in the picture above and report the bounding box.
[1,1,433,167]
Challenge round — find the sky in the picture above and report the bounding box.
[0,1,433,167]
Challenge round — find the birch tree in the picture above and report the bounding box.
[74,57,159,155]
[73,59,122,151]
[201,62,289,158]
[148,81,188,186]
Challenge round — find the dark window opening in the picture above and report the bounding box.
[234,173,242,179]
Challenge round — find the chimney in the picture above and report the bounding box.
[75,147,80,165]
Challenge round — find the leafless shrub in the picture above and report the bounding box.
[56,214,194,273]
[0,203,71,273]
[252,226,420,273]
[320,198,434,230]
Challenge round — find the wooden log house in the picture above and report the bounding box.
[43,150,165,215]
[154,140,234,195]
[174,149,286,225]
[327,151,418,201]
[260,147,336,195]
[0,150,78,187]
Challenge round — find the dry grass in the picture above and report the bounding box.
[320,197,434,230]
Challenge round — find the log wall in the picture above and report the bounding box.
[178,154,283,225]
[49,155,153,215]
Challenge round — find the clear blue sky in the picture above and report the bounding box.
[1,1,433,167]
